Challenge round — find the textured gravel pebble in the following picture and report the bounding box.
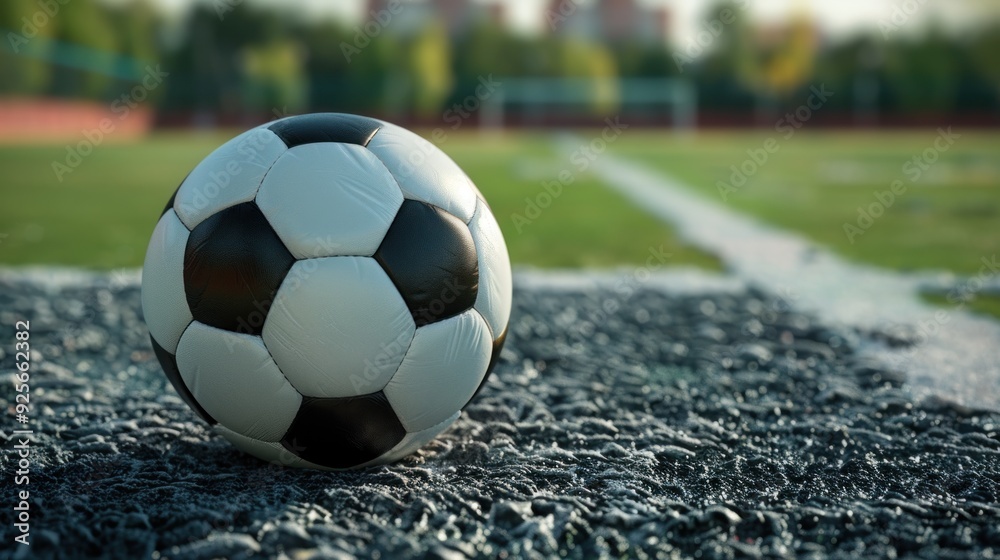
[0,271,998,559]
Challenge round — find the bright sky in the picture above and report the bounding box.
[147,0,998,46]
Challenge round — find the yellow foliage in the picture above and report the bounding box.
[242,41,307,111]
[410,23,453,117]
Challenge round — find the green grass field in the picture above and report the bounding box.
[922,292,1000,321]
[609,130,1000,318]
[2,129,997,317]
[0,130,994,275]
[0,131,715,270]
[611,130,1000,276]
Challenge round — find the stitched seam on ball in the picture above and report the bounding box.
[362,139,408,218]
[378,317,417,393]
[470,306,495,341]
[257,323,305,403]
[251,130,287,206]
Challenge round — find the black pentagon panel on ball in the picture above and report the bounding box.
[150,334,216,425]
[375,200,479,327]
[280,391,406,469]
[268,113,382,148]
[183,202,295,335]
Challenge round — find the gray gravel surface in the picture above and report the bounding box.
[0,271,998,559]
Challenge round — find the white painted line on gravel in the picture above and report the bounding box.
[514,267,746,295]
[0,266,140,288]
[574,139,999,411]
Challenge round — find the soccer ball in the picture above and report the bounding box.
[141,113,511,470]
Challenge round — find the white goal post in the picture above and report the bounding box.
[480,78,697,131]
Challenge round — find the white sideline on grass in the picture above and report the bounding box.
[574,137,1000,412]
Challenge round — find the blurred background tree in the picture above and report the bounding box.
[50,1,119,98]
[0,0,997,124]
[884,27,961,115]
[0,0,57,96]
[242,40,308,114]
[965,24,1000,113]
[406,21,452,117]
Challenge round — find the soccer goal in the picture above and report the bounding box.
[480,78,697,131]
